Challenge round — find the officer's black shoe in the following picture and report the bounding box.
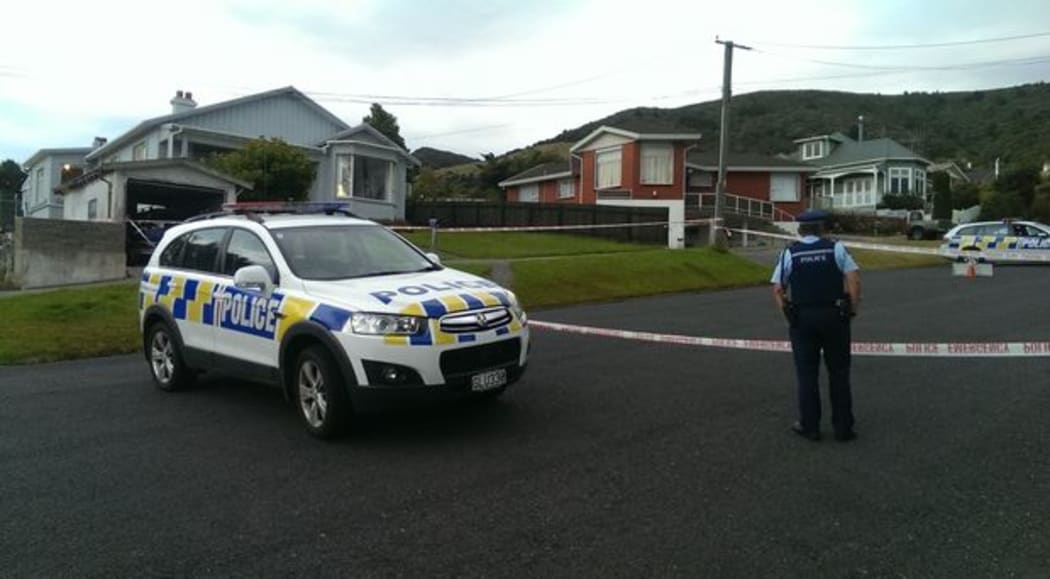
[791,422,821,441]
[834,430,857,442]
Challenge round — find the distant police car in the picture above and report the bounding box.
[139,203,529,438]
[941,219,1050,261]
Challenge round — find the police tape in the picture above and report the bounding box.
[391,218,718,233]
[529,320,1050,358]
[719,227,1050,263]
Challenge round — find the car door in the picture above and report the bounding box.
[211,227,284,370]
[158,227,229,358]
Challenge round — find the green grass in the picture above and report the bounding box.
[0,283,140,365]
[444,262,491,278]
[511,248,769,308]
[402,231,654,259]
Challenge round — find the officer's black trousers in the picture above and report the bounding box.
[789,306,854,434]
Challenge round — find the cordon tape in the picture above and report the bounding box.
[530,320,1050,358]
[393,218,718,233]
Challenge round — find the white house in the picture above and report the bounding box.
[23,86,420,224]
[20,147,92,218]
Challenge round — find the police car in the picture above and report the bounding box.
[941,219,1050,261]
[139,202,530,438]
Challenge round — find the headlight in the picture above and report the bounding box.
[507,292,527,323]
[350,313,425,336]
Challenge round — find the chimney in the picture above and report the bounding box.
[170,89,197,114]
[92,136,108,149]
[857,115,864,142]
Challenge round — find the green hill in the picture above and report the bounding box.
[411,147,479,169]
[541,83,1050,168]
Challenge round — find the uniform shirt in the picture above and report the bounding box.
[770,236,859,285]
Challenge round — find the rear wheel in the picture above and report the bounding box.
[908,226,925,240]
[146,322,194,391]
[295,346,351,439]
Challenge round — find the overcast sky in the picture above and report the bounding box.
[2,0,1048,163]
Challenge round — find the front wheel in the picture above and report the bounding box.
[908,226,924,240]
[295,346,351,439]
[145,322,194,391]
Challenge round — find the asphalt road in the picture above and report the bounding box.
[1,265,1048,577]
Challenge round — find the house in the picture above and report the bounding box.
[499,122,815,244]
[789,129,931,212]
[20,147,92,218]
[499,121,701,247]
[684,151,816,218]
[22,86,420,224]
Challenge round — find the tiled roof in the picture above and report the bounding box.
[498,161,573,187]
[687,151,814,170]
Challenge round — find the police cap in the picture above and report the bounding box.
[796,209,831,223]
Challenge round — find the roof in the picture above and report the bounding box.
[56,159,253,193]
[686,151,816,172]
[498,161,574,187]
[86,86,350,161]
[570,124,702,152]
[23,147,92,168]
[322,123,421,166]
[793,136,929,168]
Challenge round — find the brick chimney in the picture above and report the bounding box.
[170,90,197,114]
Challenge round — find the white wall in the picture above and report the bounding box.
[597,199,685,249]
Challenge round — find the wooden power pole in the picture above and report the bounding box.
[710,38,751,246]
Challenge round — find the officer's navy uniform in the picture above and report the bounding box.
[771,225,859,438]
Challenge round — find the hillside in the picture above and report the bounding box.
[540,83,1050,167]
[411,147,478,169]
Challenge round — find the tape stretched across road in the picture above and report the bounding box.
[392,218,717,233]
[721,227,1050,263]
[530,320,1050,358]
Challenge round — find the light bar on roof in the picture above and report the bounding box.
[221,201,354,215]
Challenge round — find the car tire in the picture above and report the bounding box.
[908,226,924,240]
[145,322,195,392]
[294,345,351,439]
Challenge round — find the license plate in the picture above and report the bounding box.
[470,369,507,392]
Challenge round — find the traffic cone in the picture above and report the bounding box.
[966,260,976,279]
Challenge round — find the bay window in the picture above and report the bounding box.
[889,167,911,194]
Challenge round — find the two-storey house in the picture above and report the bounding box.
[790,130,931,212]
[23,86,419,225]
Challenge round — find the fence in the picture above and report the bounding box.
[9,218,126,289]
[693,192,795,222]
[405,201,671,245]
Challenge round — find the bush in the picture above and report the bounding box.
[1031,191,1050,223]
[827,213,907,237]
[979,190,1026,220]
[952,183,980,209]
[878,193,925,210]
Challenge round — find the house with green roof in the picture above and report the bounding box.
[788,131,931,212]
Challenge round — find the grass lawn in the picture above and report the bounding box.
[511,248,769,308]
[444,262,491,278]
[0,283,140,365]
[401,231,655,260]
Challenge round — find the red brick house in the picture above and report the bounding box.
[685,151,816,218]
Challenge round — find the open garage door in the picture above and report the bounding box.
[125,179,226,265]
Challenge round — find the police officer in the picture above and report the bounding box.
[771,209,861,442]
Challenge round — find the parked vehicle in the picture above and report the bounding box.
[903,210,952,240]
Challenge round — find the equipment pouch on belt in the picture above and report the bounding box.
[783,302,799,328]
[836,298,854,320]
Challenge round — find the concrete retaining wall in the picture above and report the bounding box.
[11,218,126,289]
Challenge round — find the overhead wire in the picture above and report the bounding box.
[745,31,1050,50]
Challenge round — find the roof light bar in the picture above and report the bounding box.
[221,201,356,216]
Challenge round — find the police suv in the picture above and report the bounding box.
[139,203,530,438]
[941,219,1050,261]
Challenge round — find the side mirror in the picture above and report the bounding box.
[426,252,441,266]
[234,265,273,296]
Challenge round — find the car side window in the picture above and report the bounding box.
[977,225,1007,236]
[181,228,228,273]
[159,233,190,267]
[1022,225,1049,238]
[223,229,277,280]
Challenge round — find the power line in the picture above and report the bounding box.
[747,31,1050,50]
[750,49,1050,72]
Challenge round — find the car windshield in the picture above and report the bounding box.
[270,224,437,281]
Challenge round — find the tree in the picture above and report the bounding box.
[362,103,406,150]
[0,159,27,232]
[978,190,1025,220]
[996,165,1040,208]
[951,182,980,209]
[931,172,953,220]
[205,138,316,201]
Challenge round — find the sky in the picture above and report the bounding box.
[1,0,1049,163]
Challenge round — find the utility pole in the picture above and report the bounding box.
[710,37,751,246]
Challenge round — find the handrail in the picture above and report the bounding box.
[695,192,797,222]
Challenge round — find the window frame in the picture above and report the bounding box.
[167,227,230,274]
[518,183,540,203]
[801,141,824,160]
[557,178,575,199]
[889,167,912,195]
[769,174,800,202]
[87,199,98,220]
[640,143,674,185]
[594,146,623,189]
[221,227,280,282]
[132,141,148,161]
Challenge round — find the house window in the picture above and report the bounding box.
[34,167,44,202]
[640,143,674,185]
[132,141,147,161]
[914,169,926,197]
[557,179,575,199]
[770,174,800,202]
[595,147,622,189]
[688,171,713,188]
[337,154,393,201]
[889,167,911,194]
[87,199,97,220]
[801,141,824,160]
[519,184,539,203]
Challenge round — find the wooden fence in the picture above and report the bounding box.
[405,201,670,245]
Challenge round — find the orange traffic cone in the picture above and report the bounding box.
[966,260,977,279]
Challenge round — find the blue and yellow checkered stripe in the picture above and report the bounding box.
[947,235,1020,250]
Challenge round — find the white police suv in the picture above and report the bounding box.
[139,203,529,438]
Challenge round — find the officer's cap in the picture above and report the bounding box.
[796,209,831,223]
